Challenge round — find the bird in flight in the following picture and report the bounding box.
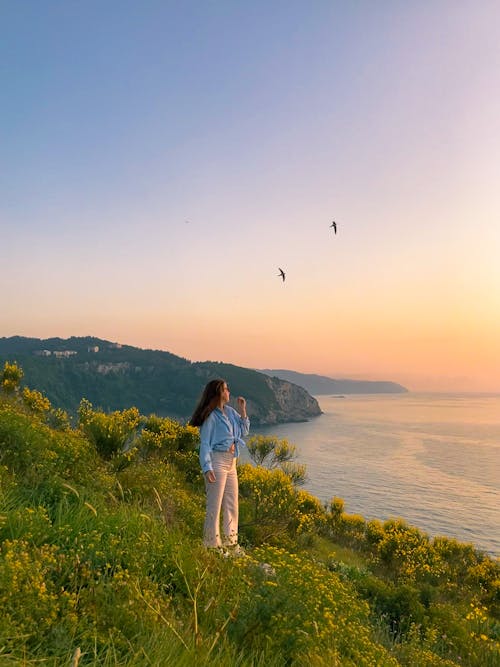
[330,220,337,234]
[278,268,286,282]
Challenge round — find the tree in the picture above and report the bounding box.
[246,435,306,486]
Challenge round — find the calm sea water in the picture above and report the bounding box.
[250,393,500,556]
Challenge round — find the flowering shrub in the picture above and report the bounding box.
[138,416,201,481]
[1,505,53,543]
[394,642,462,666]
[0,361,23,394]
[0,377,72,431]
[232,546,399,665]
[239,468,330,544]
[21,387,51,415]
[46,406,72,431]
[327,497,368,548]
[467,560,500,617]
[329,496,345,519]
[78,399,142,459]
[140,415,199,457]
[0,404,98,491]
[246,435,306,485]
[374,519,445,584]
[238,463,297,542]
[0,539,78,644]
[292,489,326,535]
[365,517,386,546]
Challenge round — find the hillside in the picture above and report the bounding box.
[0,336,321,425]
[0,373,498,666]
[260,369,408,395]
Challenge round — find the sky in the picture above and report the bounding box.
[1,1,500,392]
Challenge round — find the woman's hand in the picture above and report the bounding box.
[205,470,216,483]
[237,396,247,418]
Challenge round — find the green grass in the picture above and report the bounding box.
[304,534,371,568]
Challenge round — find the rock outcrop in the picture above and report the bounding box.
[244,375,322,425]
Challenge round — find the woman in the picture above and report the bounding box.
[190,379,249,553]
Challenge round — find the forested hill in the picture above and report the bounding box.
[0,336,321,425]
[260,369,408,395]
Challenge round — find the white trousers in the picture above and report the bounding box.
[203,451,239,548]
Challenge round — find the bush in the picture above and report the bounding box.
[293,489,326,536]
[0,403,99,495]
[78,399,142,459]
[373,519,442,584]
[140,415,199,457]
[231,546,399,665]
[21,386,51,415]
[246,435,306,486]
[365,518,385,546]
[238,464,297,543]
[357,575,428,638]
[0,539,78,648]
[0,361,23,394]
[138,415,201,482]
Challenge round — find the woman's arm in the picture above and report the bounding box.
[236,397,250,435]
[236,396,247,418]
[199,416,215,474]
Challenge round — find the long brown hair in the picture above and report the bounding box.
[189,379,226,427]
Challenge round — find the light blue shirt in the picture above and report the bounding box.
[199,406,250,474]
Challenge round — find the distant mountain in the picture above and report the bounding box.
[260,369,408,395]
[0,336,321,425]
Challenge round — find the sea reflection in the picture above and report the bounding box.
[251,393,500,555]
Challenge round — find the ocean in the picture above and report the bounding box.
[250,393,500,556]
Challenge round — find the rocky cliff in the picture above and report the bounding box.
[243,375,322,425]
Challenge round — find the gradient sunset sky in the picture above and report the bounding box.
[2,2,499,392]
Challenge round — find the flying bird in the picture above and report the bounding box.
[278,268,286,282]
[330,221,337,234]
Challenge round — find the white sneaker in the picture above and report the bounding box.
[226,544,246,558]
[207,546,230,558]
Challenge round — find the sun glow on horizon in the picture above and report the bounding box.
[1,3,499,393]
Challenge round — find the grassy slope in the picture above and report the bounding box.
[0,392,498,666]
